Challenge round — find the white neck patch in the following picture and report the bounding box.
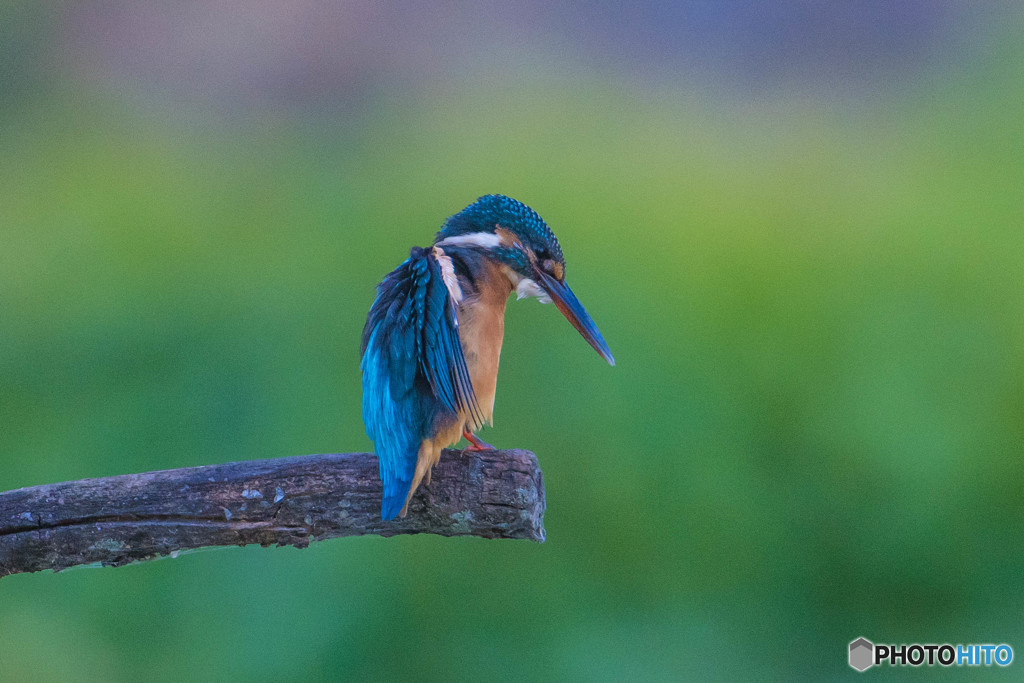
[435,231,502,250]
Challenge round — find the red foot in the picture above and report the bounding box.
[463,430,495,452]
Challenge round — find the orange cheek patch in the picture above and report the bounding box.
[543,259,564,280]
[494,226,518,247]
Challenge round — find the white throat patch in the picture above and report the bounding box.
[515,276,552,304]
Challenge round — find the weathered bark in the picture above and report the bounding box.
[0,449,545,577]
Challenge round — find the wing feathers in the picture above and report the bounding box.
[361,247,482,518]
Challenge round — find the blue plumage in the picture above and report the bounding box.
[436,194,564,265]
[362,195,614,520]
[361,247,480,520]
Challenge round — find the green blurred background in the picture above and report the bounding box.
[2,2,1023,680]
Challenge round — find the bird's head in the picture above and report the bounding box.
[435,194,615,366]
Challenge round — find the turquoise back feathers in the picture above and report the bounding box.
[361,247,482,519]
[362,194,613,520]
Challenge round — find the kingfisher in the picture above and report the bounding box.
[361,194,614,520]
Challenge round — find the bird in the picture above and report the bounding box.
[361,194,615,520]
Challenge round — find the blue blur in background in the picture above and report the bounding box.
[1,2,1023,680]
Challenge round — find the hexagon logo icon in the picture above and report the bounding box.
[849,637,874,672]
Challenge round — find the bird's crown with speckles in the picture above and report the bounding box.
[435,195,564,264]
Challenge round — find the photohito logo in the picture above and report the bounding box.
[848,637,1013,671]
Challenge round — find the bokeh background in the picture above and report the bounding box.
[2,2,1023,680]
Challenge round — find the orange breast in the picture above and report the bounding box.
[457,260,512,428]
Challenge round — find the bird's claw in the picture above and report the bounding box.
[462,430,495,452]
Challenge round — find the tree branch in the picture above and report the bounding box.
[0,449,545,577]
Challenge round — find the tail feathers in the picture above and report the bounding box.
[381,478,412,521]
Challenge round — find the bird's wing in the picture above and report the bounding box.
[361,246,482,519]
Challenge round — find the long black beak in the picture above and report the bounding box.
[537,271,615,366]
